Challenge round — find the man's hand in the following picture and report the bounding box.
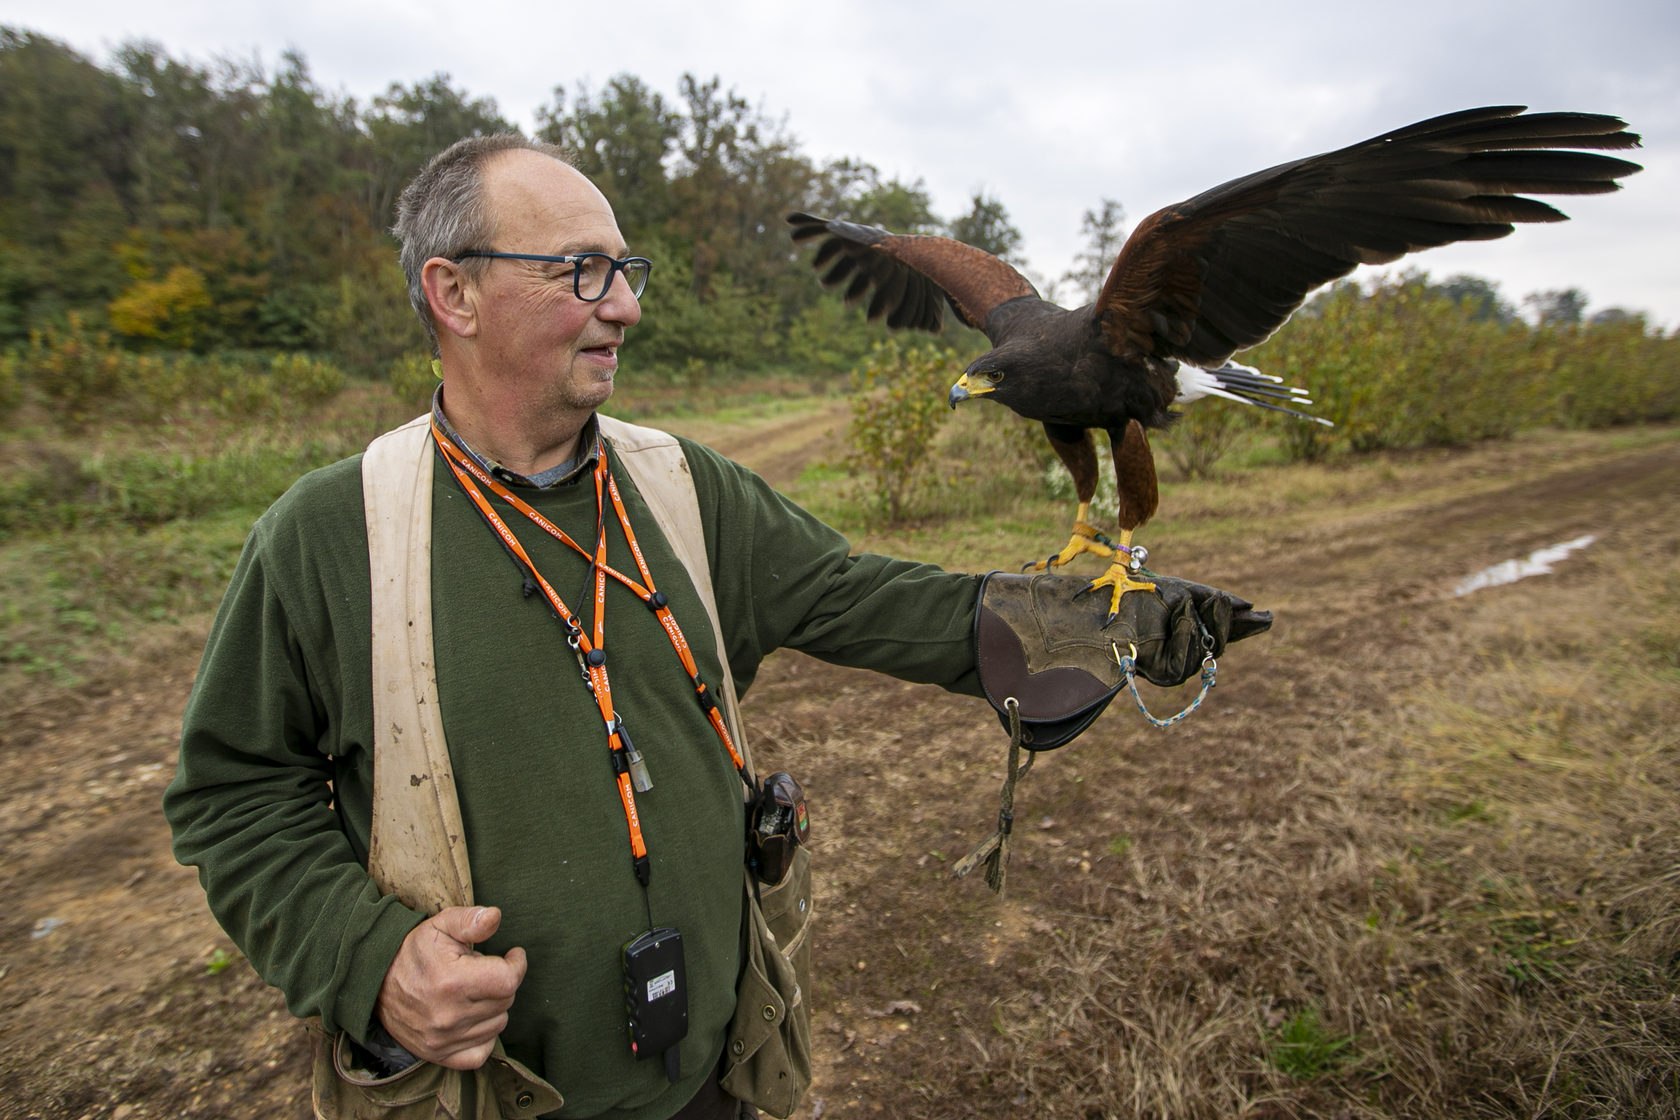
[974,571,1271,748]
[375,905,527,1071]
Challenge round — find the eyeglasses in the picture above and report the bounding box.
[452,251,652,301]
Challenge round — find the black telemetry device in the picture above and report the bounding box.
[623,926,687,1082]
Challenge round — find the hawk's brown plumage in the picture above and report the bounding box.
[789,106,1642,617]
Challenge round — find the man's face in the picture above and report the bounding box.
[464,150,643,415]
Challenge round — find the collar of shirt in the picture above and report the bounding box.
[430,386,600,489]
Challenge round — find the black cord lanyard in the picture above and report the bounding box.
[430,421,748,886]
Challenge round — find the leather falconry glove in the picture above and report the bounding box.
[974,572,1272,750]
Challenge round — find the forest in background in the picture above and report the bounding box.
[0,25,1018,379]
[1,23,1676,511]
[5,25,1676,379]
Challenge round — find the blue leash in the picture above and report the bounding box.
[1113,640,1217,728]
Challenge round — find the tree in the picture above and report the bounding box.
[537,74,679,244]
[1433,273,1517,324]
[364,73,512,231]
[663,74,820,301]
[947,191,1022,262]
[0,29,133,333]
[807,158,938,234]
[1061,197,1127,303]
[1525,288,1588,327]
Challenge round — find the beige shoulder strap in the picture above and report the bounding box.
[361,412,749,915]
[361,414,474,913]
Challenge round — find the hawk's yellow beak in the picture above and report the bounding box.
[949,373,994,408]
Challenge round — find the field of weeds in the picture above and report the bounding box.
[1,388,1676,1118]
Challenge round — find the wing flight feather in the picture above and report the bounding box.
[1096,106,1641,367]
[788,212,1039,336]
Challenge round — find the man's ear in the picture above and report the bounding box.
[422,257,478,341]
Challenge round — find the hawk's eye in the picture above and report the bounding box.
[981,371,1003,386]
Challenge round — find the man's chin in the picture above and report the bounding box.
[568,369,616,412]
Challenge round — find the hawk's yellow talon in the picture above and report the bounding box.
[1088,562,1157,624]
[1030,503,1117,572]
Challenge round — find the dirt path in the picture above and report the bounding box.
[657,396,852,491]
[2,428,1675,1119]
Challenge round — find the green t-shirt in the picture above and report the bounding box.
[165,421,982,1119]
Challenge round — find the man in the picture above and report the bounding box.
[164,135,1265,1119]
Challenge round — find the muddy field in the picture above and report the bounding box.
[2,414,1676,1119]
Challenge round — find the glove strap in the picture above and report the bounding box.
[952,697,1035,895]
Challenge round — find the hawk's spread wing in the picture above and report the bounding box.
[1097,106,1642,367]
[788,212,1039,336]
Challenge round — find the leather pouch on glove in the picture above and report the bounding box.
[973,571,1271,750]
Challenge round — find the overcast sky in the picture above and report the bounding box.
[6,0,1677,328]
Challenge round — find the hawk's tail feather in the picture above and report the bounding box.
[1175,361,1335,427]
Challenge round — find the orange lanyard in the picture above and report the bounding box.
[431,421,745,886]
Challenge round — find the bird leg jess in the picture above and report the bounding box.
[1029,422,1161,620]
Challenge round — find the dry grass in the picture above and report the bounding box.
[5,380,1675,1119]
[917,437,1680,1119]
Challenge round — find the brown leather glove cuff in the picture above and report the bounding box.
[974,571,1272,750]
[974,572,1128,750]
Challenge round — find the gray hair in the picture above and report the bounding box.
[391,133,572,354]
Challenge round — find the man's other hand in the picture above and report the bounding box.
[375,905,528,1070]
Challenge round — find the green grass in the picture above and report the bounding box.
[0,511,253,705]
[1266,1005,1357,1080]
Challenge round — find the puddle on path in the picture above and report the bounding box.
[1453,534,1598,597]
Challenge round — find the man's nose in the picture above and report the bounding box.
[597,275,642,324]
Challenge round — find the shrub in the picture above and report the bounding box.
[1549,318,1680,429]
[107,264,213,349]
[921,394,1063,528]
[208,353,277,419]
[846,339,958,522]
[270,352,345,408]
[388,351,439,411]
[25,313,125,430]
[1157,401,1256,479]
[1247,276,1564,460]
[125,352,191,419]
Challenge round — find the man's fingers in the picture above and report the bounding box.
[427,905,501,948]
[453,950,526,1003]
[411,1008,511,1070]
[431,1026,504,1072]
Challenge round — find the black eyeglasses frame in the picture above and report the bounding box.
[451,250,652,301]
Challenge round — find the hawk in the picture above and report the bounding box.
[790,106,1641,620]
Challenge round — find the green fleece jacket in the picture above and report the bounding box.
[164,421,982,1119]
